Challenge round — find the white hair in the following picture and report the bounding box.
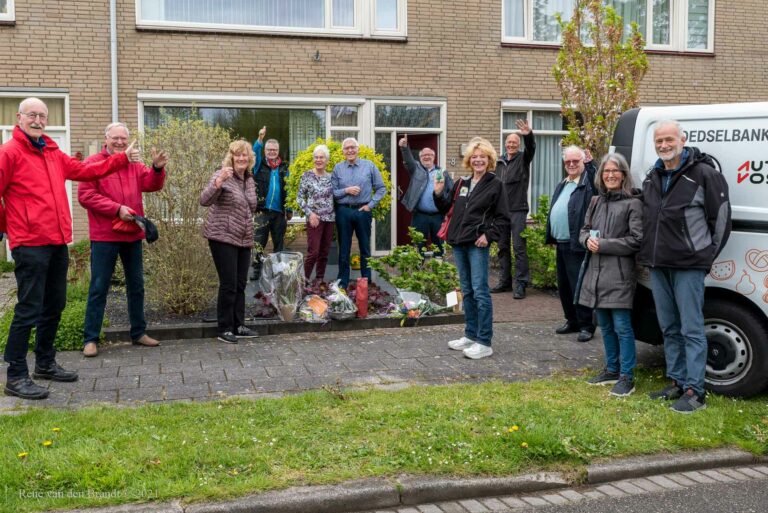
[341,137,359,148]
[562,145,586,160]
[18,97,48,114]
[313,144,330,160]
[105,122,129,137]
[653,119,685,138]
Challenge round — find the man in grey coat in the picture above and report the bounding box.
[398,135,453,257]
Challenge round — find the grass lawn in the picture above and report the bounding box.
[2,370,767,513]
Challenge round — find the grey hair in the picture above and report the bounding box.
[105,122,129,137]
[313,144,330,160]
[653,119,685,139]
[595,152,635,195]
[18,97,48,114]
[562,145,586,161]
[264,138,280,149]
[341,137,359,149]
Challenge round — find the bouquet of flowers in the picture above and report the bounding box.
[260,252,305,321]
[392,289,452,326]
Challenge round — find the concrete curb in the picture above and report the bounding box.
[103,313,464,343]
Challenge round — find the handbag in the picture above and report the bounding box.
[437,179,462,240]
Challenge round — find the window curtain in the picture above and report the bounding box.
[376,0,398,30]
[333,0,354,27]
[504,0,525,37]
[530,135,565,214]
[606,0,646,41]
[532,0,573,42]
[161,0,325,27]
[651,0,670,45]
[687,0,709,49]
[289,110,325,162]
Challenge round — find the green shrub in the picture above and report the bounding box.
[286,138,392,222]
[0,298,96,354]
[141,115,229,315]
[0,260,14,274]
[369,228,459,304]
[522,195,557,289]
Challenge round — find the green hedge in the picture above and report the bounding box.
[0,299,95,354]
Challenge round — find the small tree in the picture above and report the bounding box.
[141,115,232,315]
[285,138,392,222]
[553,0,648,158]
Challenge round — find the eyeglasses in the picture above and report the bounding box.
[564,159,582,166]
[602,169,624,175]
[343,147,358,152]
[21,112,48,121]
[264,147,279,152]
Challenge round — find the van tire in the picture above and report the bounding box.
[703,299,768,398]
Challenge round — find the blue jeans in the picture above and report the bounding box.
[650,267,708,395]
[84,241,146,344]
[595,308,637,379]
[411,211,444,257]
[336,205,372,288]
[4,245,68,380]
[452,244,493,346]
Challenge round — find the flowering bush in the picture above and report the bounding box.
[285,138,392,221]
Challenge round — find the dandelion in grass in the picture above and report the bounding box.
[521,442,528,448]
[42,440,53,447]
[508,425,519,432]
[52,427,61,432]
[17,451,29,459]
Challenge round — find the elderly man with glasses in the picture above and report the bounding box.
[545,145,597,343]
[331,137,387,289]
[0,97,142,399]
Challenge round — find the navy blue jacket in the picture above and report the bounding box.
[545,160,597,252]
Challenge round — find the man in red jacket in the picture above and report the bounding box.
[79,122,168,357]
[0,97,141,400]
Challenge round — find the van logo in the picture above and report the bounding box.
[737,161,768,184]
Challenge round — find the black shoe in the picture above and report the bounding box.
[577,329,594,342]
[4,377,49,400]
[555,322,579,335]
[490,283,512,294]
[513,283,526,299]
[33,362,78,382]
[587,368,620,386]
[217,331,238,344]
[671,388,706,413]
[235,326,258,339]
[610,375,636,397]
[649,381,684,401]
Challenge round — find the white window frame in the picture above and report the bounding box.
[0,0,14,21]
[135,0,407,40]
[501,0,715,53]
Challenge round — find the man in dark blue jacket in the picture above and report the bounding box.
[398,135,453,257]
[642,120,731,414]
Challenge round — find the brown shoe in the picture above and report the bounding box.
[133,334,160,347]
[83,342,98,357]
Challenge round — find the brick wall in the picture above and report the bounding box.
[1,0,767,240]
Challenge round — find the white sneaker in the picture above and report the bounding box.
[463,343,493,359]
[448,336,475,350]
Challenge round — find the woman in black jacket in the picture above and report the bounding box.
[434,137,510,359]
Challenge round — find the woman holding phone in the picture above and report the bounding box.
[578,153,643,396]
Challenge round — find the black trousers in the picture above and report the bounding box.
[209,240,251,334]
[556,242,594,331]
[253,210,287,277]
[4,245,68,380]
[497,210,530,287]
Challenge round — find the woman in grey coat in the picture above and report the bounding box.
[578,153,642,397]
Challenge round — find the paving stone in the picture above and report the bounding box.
[119,387,165,403]
[118,363,161,376]
[557,490,587,502]
[520,496,550,507]
[210,379,255,396]
[142,352,182,363]
[183,369,225,384]
[417,505,444,513]
[100,356,143,367]
[750,465,768,476]
[595,484,626,497]
[94,376,140,391]
[630,478,665,492]
[479,497,508,511]
[160,362,202,374]
[68,390,118,404]
[718,468,751,481]
[681,471,717,484]
[540,493,569,505]
[582,491,607,500]
[434,502,470,513]
[700,470,736,482]
[76,366,120,379]
[613,480,648,495]
[733,467,766,479]
[457,499,490,513]
[666,474,698,486]
[380,357,428,370]
[252,377,298,393]
[499,496,529,508]
[647,475,684,489]
[140,372,184,388]
[223,367,268,381]
[397,508,421,513]
[264,364,310,378]
[343,358,388,372]
[165,383,210,400]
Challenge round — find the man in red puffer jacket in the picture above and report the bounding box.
[0,98,142,400]
[79,122,168,358]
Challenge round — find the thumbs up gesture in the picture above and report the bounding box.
[125,140,141,163]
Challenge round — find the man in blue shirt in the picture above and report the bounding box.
[252,126,292,281]
[398,134,453,257]
[331,137,387,288]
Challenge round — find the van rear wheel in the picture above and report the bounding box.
[704,299,768,397]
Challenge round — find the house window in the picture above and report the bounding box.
[501,106,568,214]
[137,0,407,39]
[502,0,714,52]
[0,0,15,21]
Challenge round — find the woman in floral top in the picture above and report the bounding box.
[297,144,335,281]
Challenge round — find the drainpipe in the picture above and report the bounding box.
[110,0,118,122]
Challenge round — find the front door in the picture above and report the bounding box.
[395,133,439,246]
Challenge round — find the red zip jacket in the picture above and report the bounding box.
[0,126,129,249]
[78,147,166,242]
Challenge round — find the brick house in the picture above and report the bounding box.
[1,0,765,255]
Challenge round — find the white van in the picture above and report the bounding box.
[611,102,768,398]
